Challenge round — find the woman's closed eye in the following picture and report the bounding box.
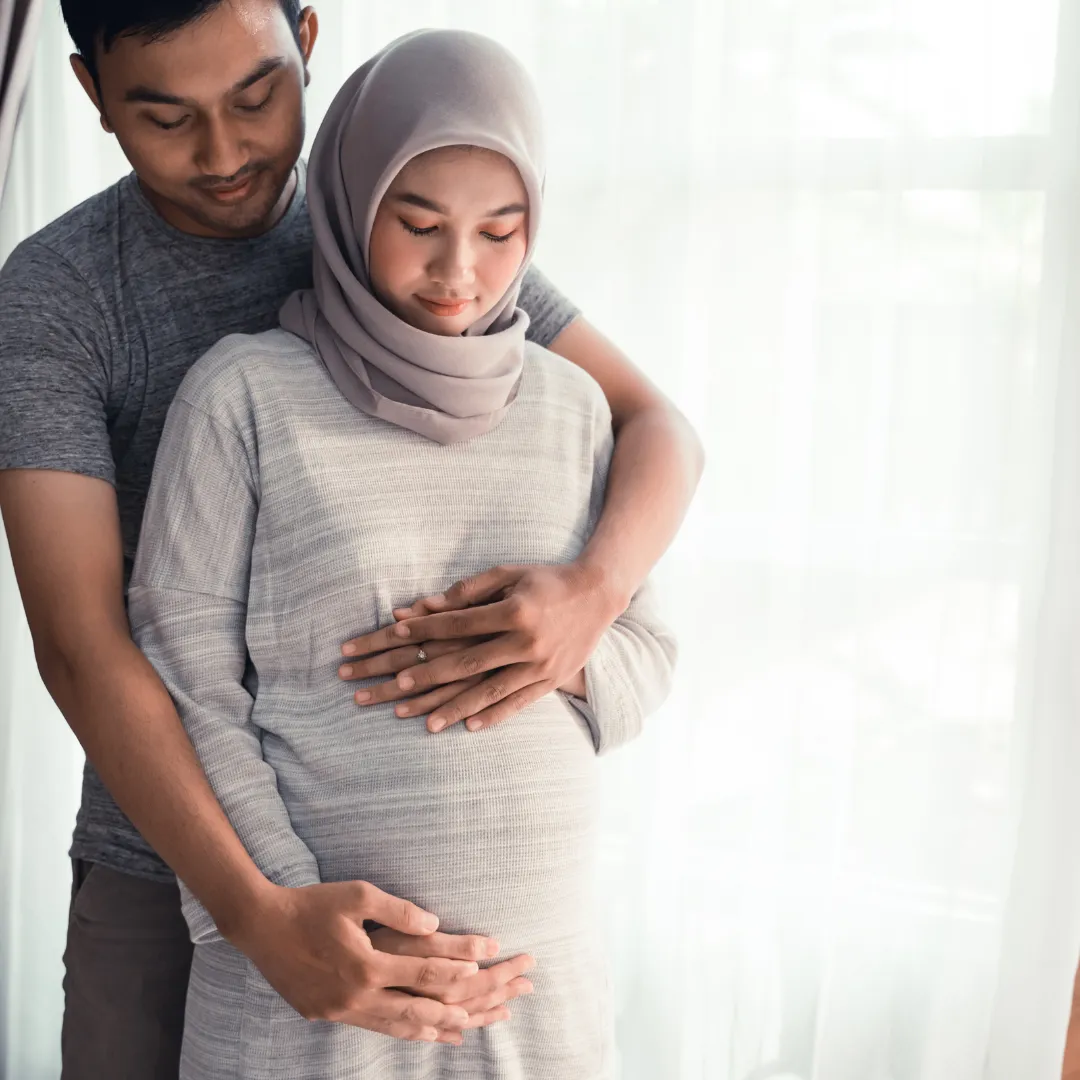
[398,218,517,244]
[399,219,438,237]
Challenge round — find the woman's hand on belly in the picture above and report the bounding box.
[370,928,536,1028]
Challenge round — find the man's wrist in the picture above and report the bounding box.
[204,867,279,945]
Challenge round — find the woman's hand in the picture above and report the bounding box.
[339,562,623,732]
[369,927,536,1031]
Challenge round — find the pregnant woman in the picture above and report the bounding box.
[130,29,675,1080]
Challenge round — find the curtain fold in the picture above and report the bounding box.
[0,0,42,199]
[2,2,1079,1078]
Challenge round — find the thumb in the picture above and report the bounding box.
[351,881,440,936]
[442,565,524,609]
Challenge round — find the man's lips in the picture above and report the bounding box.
[416,296,473,317]
[199,172,259,203]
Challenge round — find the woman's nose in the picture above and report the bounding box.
[429,235,477,289]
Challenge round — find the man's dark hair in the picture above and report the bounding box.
[61,0,303,89]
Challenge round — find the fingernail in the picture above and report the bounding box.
[395,704,409,717]
[355,690,371,703]
[339,665,353,678]
[466,718,483,732]
[394,624,411,638]
[486,939,500,957]
[430,718,447,733]
[342,644,356,656]
[522,981,534,994]
[399,675,415,691]
[421,914,439,931]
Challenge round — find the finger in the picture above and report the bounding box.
[426,955,536,1005]
[394,567,525,622]
[369,927,499,963]
[349,1013,441,1043]
[392,677,485,719]
[386,598,526,651]
[451,683,556,734]
[354,673,483,709]
[456,976,535,1015]
[357,988,470,1033]
[372,951,482,993]
[393,596,449,620]
[339,639,480,682]
[426,668,550,733]
[460,1005,513,1030]
[439,565,525,608]
[348,881,445,939]
[394,638,526,698]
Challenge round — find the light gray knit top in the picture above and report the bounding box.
[129,328,675,1080]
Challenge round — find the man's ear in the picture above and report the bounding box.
[69,53,113,133]
[298,7,319,87]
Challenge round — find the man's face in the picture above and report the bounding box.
[75,0,317,238]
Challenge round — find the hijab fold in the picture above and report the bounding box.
[279,29,546,444]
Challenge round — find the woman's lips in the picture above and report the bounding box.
[416,296,473,317]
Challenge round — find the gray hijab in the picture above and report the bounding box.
[279,29,546,444]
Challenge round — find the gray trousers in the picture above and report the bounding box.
[61,860,193,1080]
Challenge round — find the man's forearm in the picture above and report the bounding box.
[39,633,269,937]
[579,405,703,606]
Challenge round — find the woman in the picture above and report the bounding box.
[130,29,675,1080]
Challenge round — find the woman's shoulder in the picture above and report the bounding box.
[522,342,613,428]
[174,328,315,421]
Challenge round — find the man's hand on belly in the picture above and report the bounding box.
[234,879,509,1044]
[338,562,622,733]
[370,928,536,1029]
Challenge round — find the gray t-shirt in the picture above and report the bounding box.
[0,165,579,882]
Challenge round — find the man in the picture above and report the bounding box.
[0,1,703,1077]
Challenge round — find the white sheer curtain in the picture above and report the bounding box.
[2,1,1079,1078]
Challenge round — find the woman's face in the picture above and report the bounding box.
[369,146,529,336]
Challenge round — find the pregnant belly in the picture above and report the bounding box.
[258,691,601,947]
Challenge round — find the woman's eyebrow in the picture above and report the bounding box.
[393,194,527,217]
[394,193,448,214]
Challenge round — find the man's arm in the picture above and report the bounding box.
[0,468,516,1043]
[339,315,702,729]
[548,316,704,600]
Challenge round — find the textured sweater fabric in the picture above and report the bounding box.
[128,328,676,1079]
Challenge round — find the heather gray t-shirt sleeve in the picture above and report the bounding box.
[0,239,115,483]
[519,264,579,348]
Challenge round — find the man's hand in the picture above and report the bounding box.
[369,928,536,1030]
[229,879,489,1044]
[338,563,624,732]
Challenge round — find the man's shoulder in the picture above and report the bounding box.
[1,175,130,296]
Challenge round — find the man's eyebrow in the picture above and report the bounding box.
[394,194,528,217]
[124,56,286,106]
